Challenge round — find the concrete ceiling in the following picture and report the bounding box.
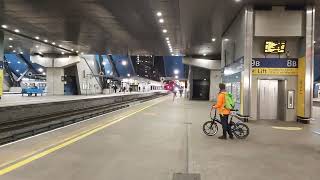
[0,0,318,57]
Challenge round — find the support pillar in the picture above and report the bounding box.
[0,31,4,98]
[241,6,254,116]
[297,6,315,121]
[46,67,64,95]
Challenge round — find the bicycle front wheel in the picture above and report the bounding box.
[203,121,218,136]
[232,123,249,139]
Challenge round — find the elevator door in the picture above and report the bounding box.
[259,80,278,120]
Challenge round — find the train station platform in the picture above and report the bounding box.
[0,96,319,180]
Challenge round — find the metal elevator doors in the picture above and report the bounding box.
[259,80,279,120]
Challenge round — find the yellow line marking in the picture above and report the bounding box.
[0,99,163,176]
[272,126,303,131]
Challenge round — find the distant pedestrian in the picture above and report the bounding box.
[129,87,133,93]
[179,88,183,97]
[113,85,117,93]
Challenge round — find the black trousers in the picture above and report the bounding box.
[220,115,233,137]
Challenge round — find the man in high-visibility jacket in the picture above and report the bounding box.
[213,83,234,140]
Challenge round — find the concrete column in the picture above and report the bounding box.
[301,6,315,119]
[209,70,221,101]
[46,68,64,95]
[241,6,254,116]
[187,65,193,100]
[0,31,4,98]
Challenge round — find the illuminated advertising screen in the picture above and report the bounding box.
[264,40,286,54]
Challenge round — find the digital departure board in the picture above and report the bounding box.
[264,40,286,54]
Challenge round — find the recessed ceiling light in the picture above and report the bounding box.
[166,37,169,40]
[61,52,65,55]
[203,53,207,56]
[235,0,241,2]
[76,50,79,53]
[58,45,62,47]
[35,36,40,40]
[9,38,13,41]
[157,12,162,17]
[212,38,216,42]
[52,42,56,45]
[224,38,229,41]
[9,45,13,48]
[163,29,167,33]
[71,49,74,51]
[36,45,39,48]
[171,53,174,56]
[1,25,8,29]
[159,19,164,23]
[14,29,20,33]
[13,50,16,53]
[43,72,46,75]
[44,39,48,42]
[20,52,23,54]
[81,52,84,55]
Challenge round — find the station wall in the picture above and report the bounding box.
[76,55,103,95]
[222,9,246,66]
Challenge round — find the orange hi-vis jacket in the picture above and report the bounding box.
[213,92,230,115]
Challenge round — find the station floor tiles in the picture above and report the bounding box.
[0,91,163,107]
[0,96,319,180]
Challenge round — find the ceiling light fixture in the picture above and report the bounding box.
[212,38,216,42]
[14,29,20,33]
[52,42,56,45]
[35,36,40,40]
[76,50,79,53]
[71,49,74,51]
[13,50,16,53]
[81,52,84,55]
[224,38,229,41]
[166,37,169,40]
[1,25,8,29]
[9,38,13,41]
[235,0,241,2]
[44,39,48,43]
[159,19,164,23]
[20,52,23,54]
[203,53,207,56]
[61,52,65,55]
[9,45,13,48]
[157,12,162,17]
[36,45,39,48]
[163,29,168,33]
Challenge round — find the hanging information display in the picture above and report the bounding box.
[252,58,298,75]
[264,40,286,53]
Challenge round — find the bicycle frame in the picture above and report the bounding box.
[210,108,242,125]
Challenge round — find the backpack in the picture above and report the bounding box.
[224,92,235,110]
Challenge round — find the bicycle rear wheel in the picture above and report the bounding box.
[203,121,218,136]
[231,123,249,139]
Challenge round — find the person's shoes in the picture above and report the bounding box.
[229,135,234,140]
[218,136,227,140]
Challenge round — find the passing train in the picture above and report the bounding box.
[163,80,180,91]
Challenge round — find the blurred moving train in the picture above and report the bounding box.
[163,80,182,92]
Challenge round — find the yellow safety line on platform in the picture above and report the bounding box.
[272,126,303,131]
[0,99,164,176]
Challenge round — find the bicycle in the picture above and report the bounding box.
[202,107,250,139]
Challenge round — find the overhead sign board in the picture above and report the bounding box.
[264,40,286,54]
[252,58,298,75]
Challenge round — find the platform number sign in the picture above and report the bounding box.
[252,58,298,68]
